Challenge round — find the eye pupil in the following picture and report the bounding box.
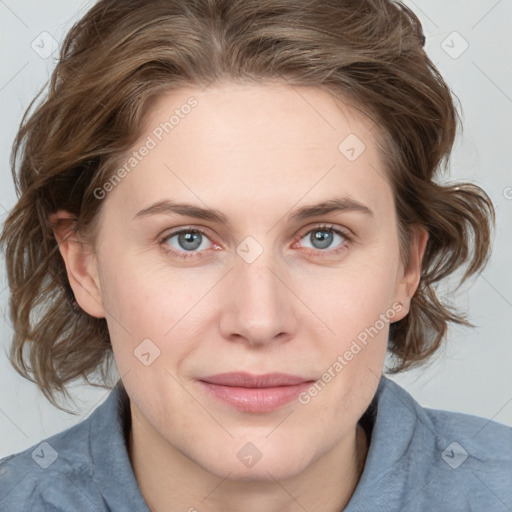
[311,230,333,249]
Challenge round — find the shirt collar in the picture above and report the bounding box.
[89,380,150,511]
[345,375,432,510]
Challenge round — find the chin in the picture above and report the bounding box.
[198,443,314,482]
[214,461,307,483]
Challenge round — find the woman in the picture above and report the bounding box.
[0,0,510,510]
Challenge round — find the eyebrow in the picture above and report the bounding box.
[133,196,373,225]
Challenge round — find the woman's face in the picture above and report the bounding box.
[66,81,426,481]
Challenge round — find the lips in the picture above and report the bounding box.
[199,372,312,388]
[197,372,315,413]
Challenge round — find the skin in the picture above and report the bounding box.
[50,81,428,512]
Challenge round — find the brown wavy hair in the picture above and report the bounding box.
[0,0,495,411]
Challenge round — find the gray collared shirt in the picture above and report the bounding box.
[1,375,511,511]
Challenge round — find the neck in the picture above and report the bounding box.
[128,405,369,512]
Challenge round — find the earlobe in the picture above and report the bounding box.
[49,210,105,318]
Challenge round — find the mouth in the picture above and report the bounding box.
[197,372,316,413]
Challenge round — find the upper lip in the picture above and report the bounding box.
[199,372,314,388]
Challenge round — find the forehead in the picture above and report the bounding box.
[142,80,383,161]
[101,81,393,228]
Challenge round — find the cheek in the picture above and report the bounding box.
[99,242,180,326]
[299,242,400,341]
[97,247,214,379]
[302,280,391,426]
[294,241,400,402]
[96,254,168,366]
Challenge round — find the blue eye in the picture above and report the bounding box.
[296,224,351,256]
[300,227,345,250]
[160,229,215,259]
[159,224,352,260]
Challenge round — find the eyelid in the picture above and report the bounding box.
[159,222,353,259]
[158,225,219,260]
[160,223,352,244]
[294,222,353,242]
[159,225,216,243]
[290,223,352,258]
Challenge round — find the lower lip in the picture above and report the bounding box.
[198,381,313,413]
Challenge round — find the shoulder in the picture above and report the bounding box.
[397,379,512,472]
[371,377,512,511]
[423,402,512,459]
[0,391,120,512]
[0,416,103,511]
[422,402,512,502]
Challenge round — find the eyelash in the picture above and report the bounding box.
[159,224,352,260]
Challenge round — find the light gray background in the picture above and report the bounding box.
[1,0,511,458]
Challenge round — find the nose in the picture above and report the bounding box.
[218,250,297,347]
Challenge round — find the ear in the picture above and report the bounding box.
[49,210,105,318]
[391,224,429,322]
